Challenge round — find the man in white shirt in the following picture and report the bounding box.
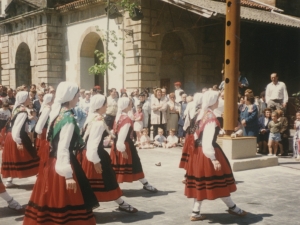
[265,73,288,111]
[105,88,118,129]
[174,82,183,103]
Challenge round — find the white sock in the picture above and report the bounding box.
[221,196,241,213]
[191,199,202,216]
[6,177,13,183]
[139,178,148,185]
[0,192,13,202]
[115,197,124,205]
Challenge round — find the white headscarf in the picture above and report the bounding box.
[40,93,53,114]
[115,97,130,124]
[47,81,79,135]
[197,90,220,121]
[192,93,203,119]
[13,91,28,112]
[84,94,106,128]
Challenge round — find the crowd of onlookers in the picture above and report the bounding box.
[0,72,299,159]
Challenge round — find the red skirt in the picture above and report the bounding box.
[1,132,39,178]
[36,128,47,151]
[184,145,236,201]
[23,158,96,225]
[179,133,194,170]
[81,150,122,202]
[37,140,50,176]
[110,140,144,183]
[0,176,5,193]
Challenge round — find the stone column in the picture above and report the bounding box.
[37,15,63,87]
[0,34,11,87]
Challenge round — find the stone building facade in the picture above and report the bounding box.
[0,0,299,95]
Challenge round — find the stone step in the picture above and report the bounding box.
[230,155,279,172]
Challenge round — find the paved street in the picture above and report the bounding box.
[1,147,300,225]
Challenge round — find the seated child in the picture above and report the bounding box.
[166,129,178,148]
[140,128,153,149]
[154,128,166,147]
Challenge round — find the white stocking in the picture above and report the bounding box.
[191,199,202,216]
[0,191,12,202]
[221,196,241,213]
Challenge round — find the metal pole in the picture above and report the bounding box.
[106,0,110,95]
[223,0,241,135]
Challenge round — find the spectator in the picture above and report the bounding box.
[240,93,259,137]
[140,128,153,149]
[105,88,118,130]
[0,101,11,131]
[166,129,178,148]
[121,93,128,97]
[7,88,15,107]
[293,111,300,159]
[214,91,224,128]
[178,94,187,145]
[133,105,143,144]
[161,88,169,102]
[151,88,167,138]
[258,91,267,117]
[153,128,166,147]
[265,73,288,111]
[268,111,282,156]
[1,86,7,97]
[29,90,37,102]
[166,93,181,134]
[79,91,91,129]
[258,108,272,154]
[277,109,289,156]
[238,71,249,95]
[33,91,44,115]
[202,87,208,93]
[79,89,85,102]
[174,82,183,103]
[139,93,151,129]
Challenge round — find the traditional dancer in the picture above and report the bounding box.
[35,93,54,174]
[0,176,23,211]
[24,81,99,225]
[110,97,157,192]
[81,94,138,213]
[179,93,203,170]
[184,90,246,221]
[1,91,39,188]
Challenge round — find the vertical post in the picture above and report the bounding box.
[223,0,241,135]
[105,0,110,95]
[137,52,140,91]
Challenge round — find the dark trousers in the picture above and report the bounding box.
[104,114,116,130]
[153,124,166,139]
[280,132,290,154]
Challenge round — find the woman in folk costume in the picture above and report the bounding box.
[35,93,54,174]
[110,97,157,192]
[179,93,203,170]
[1,91,39,188]
[184,90,246,221]
[81,94,138,213]
[24,82,99,225]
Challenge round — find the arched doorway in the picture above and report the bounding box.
[15,43,31,87]
[80,32,104,90]
[160,33,185,92]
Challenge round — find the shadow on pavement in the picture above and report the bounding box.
[14,184,35,191]
[235,181,244,184]
[0,206,25,218]
[203,212,272,224]
[279,162,300,165]
[94,210,164,224]
[122,189,175,198]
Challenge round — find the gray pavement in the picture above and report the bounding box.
[1,147,300,225]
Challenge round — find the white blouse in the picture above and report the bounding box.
[86,120,105,164]
[12,113,27,144]
[116,123,131,152]
[202,121,217,160]
[55,123,74,179]
[35,107,51,134]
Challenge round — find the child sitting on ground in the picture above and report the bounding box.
[154,128,166,147]
[268,111,282,156]
[166,129,178,148]
[293,111,300,160]
[140,128,153,149]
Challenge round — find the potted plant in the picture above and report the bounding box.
[119,0,144,21]
[105,3,122,19]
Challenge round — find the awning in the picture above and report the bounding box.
[164,0,300,28]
